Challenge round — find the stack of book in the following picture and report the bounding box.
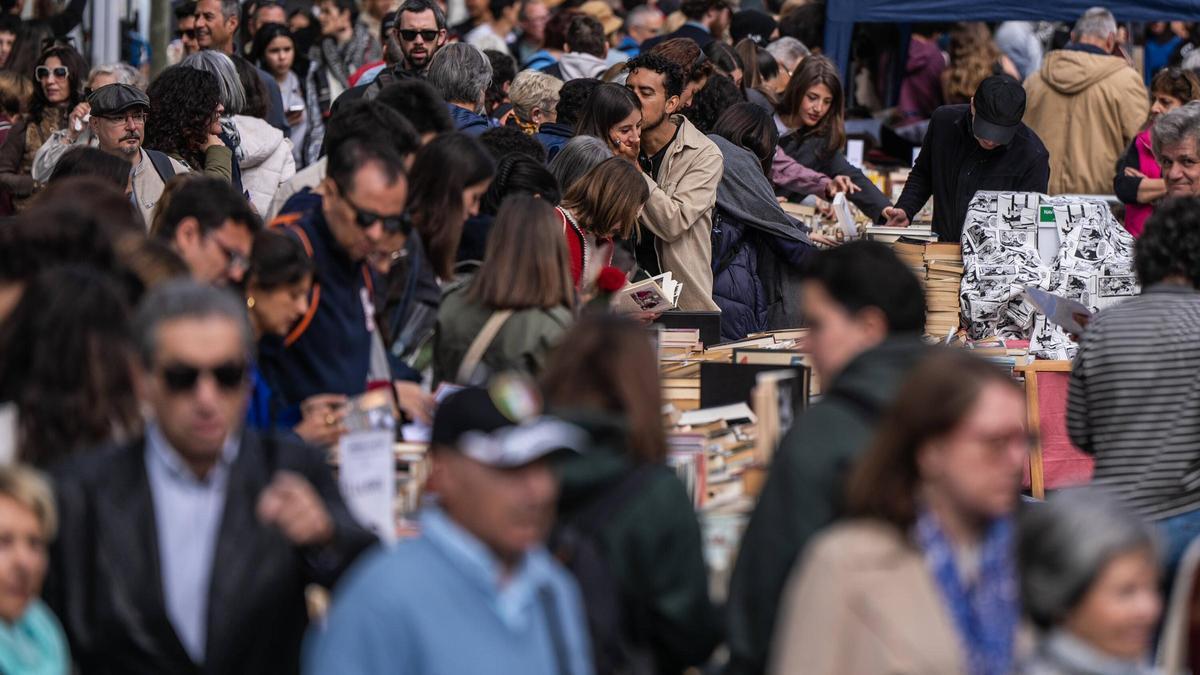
[924,243,964,338]
[893,240,927,279]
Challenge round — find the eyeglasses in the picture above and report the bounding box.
[159,361,248,393]
[178,28,197,39]
[98,111,148,124]
[35,65,68,81]
[213,239,249,276]
[335,181,409,234]
[397,29,440,42]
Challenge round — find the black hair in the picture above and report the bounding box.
[626,51,685,98]
[565,15,606,58]
[0,201,119,284]
[755,43,779,80]
[0,265,140,468]
[326,0,360,24]
[327,136,407,194]
[325,98,421,158]
[704,40,743,79]
[48,146,132,191]
[233,53,270,119]
[684,73,743,134]
[482,154,560,215]
[175,0,197,22]
[249,229,315,290]
[480,125,546,162]
[1136,197,1200,288]
[712,101,777,173]
[397,0,447,30]
[153,175,262,242]
[28,45,88,124]
[680,0,726,21]
[375,80,453,137]
[250,22,296,72]
[555,77,601,127]
[0,13,19,35]
[575,82,640,142]
[407,132,496,278]
[489,0,519,20]
[145,65,221,171]
[800,240,927,332]
[485,48,516,115]
[778,3,824,50]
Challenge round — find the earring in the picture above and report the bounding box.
[246,296,255,309]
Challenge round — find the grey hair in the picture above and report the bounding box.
[427,42,492,108]
[766,37,810,73]
[626,5,661,30]
[1018,488,1158,630]
[1072,6,1117,41]
[218,0,240,19]
[509,70,562,123]
[1153,101,1200,159]
[90,62,147,91]
[549,135,613,193]
[181,50,246,115]
[133,280,254,368]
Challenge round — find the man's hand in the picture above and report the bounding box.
[294,393,348,447]
[882,206,910,228]
[66,102,90,141]
[394,381,434,426]
[824,175,860,198]
[810,232,839,248]
[257,471,335,548]
[1124,166,1147,179]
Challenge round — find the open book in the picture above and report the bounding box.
[614,272,683,314]
[1024,286,1093,335]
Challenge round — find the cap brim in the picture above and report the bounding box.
[459,418,585,468]
[973,116,1018,145]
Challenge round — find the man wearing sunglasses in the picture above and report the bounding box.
[153,176,260,287]
[336,0,448,107]
[46,280,376,673]
[264,135,433,425]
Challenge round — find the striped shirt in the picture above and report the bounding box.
[1067,283,1200,520]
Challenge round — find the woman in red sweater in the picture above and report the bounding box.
[557,157,649,288]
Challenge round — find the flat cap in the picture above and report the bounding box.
[87,83,149,117]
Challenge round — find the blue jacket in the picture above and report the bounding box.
[261,189,377,408]
[448,103,492,137]
[534,122,573,163]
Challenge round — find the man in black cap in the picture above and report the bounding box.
[87,82,190,224]
[883,74,1050,242]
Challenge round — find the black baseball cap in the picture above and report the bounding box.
[731,10,777,47]
[972,75,1026,145]
[430,383,584,468]
[87,83,150,117]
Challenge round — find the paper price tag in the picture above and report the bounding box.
[337,429,395,544]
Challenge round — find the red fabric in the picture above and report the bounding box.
[1124,128,1159,238]
[1021,370,1095,490]
[348,60,385,87]
[558,208,584,287]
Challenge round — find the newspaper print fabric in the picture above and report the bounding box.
[960,192,1137,360]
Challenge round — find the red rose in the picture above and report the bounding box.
[596,266,627,293]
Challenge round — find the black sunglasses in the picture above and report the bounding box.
[35,65,68,80]
[335,181,409,234]
[159,361,247,393]
[178,28,197,39]
[397,29,440,42]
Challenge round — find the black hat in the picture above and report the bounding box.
[87,83,149,117]
[430,382,584,468]
[731,10,777,47]
[972,75,1026,145]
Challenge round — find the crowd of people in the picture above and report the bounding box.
[5,0,1200,673]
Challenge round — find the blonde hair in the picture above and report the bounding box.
[509,70,562,131]
[0,465,57,540]
[0,70,33,117]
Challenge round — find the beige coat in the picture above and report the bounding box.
[1023,49,1148,196]
[131,149,189,228]
[639,115,723,312]
[768,519,966,675]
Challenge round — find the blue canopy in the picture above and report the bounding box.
[824,1,1200,83]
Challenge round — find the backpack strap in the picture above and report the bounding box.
[270,217,322,348]
[144,148,176,183]
[456,309,515,384]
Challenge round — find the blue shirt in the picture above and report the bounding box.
[304,504,593,675]
[145,424,239,664]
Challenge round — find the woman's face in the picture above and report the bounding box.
[918,382,1028,522]
[800,82,834,129]
[1151,91,1186,120]
[249,276,312,337]
[681,75,707,109]
[264,36,295,77]
[210,102,226,136]
[1064,549,1161,661]
[609,108,642,154]
[462,178,491,219]
[39,56,69,105]
[0,495,48,624]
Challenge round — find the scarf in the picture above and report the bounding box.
[916,508,1019,675]
[220,117,244,164]
[0,599,69,675]
[318,23,373,89]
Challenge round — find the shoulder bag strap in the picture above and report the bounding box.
[456,309,515,384]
